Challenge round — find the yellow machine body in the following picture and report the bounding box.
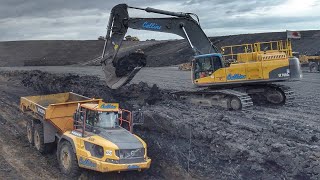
[299,55,320,64]
[64,131,151,172]
[192,40,300,86]
[20,92,151,173]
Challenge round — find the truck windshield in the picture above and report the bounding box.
[96,112,119,128]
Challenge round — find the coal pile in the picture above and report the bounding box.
[17,70,162,109]
[114,52,147,77]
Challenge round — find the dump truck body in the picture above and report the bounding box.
[20,92,98,134]
[20,92,151,176]
[299,55,320,72]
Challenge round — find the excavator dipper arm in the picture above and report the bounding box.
[101,4,218,89]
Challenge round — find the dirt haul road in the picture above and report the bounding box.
[0,67,320,180]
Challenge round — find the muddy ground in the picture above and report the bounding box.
[0,69,319,180]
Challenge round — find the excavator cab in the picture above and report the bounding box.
[193,54,224,79]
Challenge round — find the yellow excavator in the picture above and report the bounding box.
[100,4,302,110]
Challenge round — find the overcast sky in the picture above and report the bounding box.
[0,0,319,41]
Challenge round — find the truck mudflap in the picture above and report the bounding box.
[77,156,151,172]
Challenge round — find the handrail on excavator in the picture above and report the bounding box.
[221,39,293,62]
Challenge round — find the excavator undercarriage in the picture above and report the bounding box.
[172,84,294,110]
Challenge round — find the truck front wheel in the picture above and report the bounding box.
[309,62,319,72]
[58,141,81,177]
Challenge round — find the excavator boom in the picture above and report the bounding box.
[101,4,218,89]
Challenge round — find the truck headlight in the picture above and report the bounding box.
[106,159,119,164]
[84,141,104,158]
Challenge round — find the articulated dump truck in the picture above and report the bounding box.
[20,92,151,177]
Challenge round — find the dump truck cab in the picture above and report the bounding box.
[20,92,151,177]
[63,102,150,173]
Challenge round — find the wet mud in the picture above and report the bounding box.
[0,70,319,180]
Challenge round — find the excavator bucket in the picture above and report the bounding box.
[102,64,142,89]
[101,3,141,89]
[102,48,146,89]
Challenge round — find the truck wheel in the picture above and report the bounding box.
[309,62,319,72]
[58,141,81,177]
[34,123,47,153]
[27,120,34,145]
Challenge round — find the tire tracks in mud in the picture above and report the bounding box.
[0,135,54,180]
[0,81,62,180]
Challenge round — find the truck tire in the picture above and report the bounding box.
[34,123,47,153]
[309,62,319,72]
[27,120,34,145]
[58,141,81,177]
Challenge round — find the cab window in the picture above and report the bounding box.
[194,56,222,79]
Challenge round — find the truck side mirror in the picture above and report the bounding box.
[132,109,144,125]
[73,113,77,121]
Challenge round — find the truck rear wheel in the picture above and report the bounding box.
[58,141,80,177]
[34,123,47,153]
[27,120,34,145]
[309,62,319,72]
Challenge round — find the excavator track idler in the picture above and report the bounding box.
[229,96,242,110]
[265,84,294,105]
[265,88,285,104]
[245,84,295,106]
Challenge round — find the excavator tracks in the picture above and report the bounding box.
[172,83,294,110]
[171,88,253,110]
[242,84,295,106]
[215,89,253,110]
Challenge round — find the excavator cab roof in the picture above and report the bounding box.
[194,53,223,59]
